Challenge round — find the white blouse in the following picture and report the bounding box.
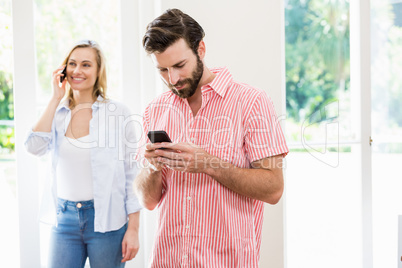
[56,135,93,202]
[25,97,142,232]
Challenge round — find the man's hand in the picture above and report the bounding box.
[148,142,284,204]
[151,142,214,173]
[143,142,174,171]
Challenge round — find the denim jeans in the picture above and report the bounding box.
[48,198,127,268]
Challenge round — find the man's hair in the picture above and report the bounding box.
[143,9,205,55]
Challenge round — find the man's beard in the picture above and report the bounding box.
[168,55,204,99]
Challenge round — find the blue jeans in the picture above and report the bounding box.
[48,198,127,268]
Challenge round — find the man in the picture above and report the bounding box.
[134,8,288,267]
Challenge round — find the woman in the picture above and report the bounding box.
[25,40,141,267]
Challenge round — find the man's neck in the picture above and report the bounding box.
[199,67,216,87]
[187,66,216,115]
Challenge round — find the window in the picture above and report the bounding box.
[371,0,402,266]
[0,0,19,266]
[34,0,122,100]
[33,1,120,266]
[284,1,364,267]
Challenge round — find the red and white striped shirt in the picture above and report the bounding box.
[139,67,288,267]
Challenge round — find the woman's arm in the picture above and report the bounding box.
[33,66,67,132]
[25,66,67,156]
[121,212,140,263]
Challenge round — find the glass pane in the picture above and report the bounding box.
[34,0,121,103]
[371,1,402,267]
[33,1,120,266]
[284,1,362,267]
[286,149,362,268]
[0,0,19,266]
[285,0,353,145]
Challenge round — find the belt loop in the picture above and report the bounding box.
[62,200,67,212]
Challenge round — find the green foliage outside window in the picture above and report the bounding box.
[0,71,13,120]
[34,0,120,96]
[0,126,14,152]
[0,0,14,153]
[0,70,14,152]
[285,0,350,124]
[286,0,402,150]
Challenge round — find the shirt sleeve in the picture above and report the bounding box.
[244,91,289,163]
[24,128,53,156]
[135,104,168,193]
[134,105,150,164]
[121,105,143,214]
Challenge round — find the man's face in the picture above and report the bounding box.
[151,39,204,99]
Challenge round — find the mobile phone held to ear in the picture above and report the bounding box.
[147,130,172,144]
[60,66,67,83]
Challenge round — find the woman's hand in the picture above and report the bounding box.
[121,212,140,263]
[51,65,67,102]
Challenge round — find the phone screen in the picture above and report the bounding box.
[147,130,172,143]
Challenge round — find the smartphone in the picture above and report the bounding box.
[147,130,172,143]
[60,66,67,83]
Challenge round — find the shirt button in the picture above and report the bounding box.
[186,225,190,229]
[76,203,82,208]
[187,196,191,200]
[183,255,188,259]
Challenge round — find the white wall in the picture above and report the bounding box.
[159,0,285,111]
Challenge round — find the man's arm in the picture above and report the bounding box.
[207,154,284,204]
[152,142,284,204]
[133,142,173,210]
[133,167,163,210]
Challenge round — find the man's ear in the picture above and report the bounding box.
[197,40,206,60]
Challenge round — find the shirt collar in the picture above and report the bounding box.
[202,67,233,98]
[92,95,105,109]
[56,99,70,112]
[56,95,105,111]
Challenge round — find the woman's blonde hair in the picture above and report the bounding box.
[62,40,107,108]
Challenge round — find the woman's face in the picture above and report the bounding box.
[66,47,98,93]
